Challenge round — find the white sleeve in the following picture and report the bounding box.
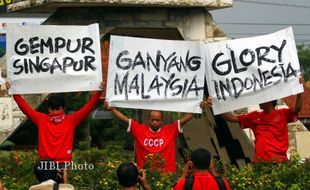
[127,119,132,133]
[178,120,183,133]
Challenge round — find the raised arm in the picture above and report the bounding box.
[71,82,104,124]
[71,91,101,124]
[180,96,213,126]
[221,112,239,123]
[293,75,305,114]
[6,82,41,123]
[179,113,193,126]
[104,100,129,124]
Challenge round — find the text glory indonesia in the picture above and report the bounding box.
[211,39,299,101]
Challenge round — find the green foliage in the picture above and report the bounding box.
[226,157,310,190]
[0,151,37,190]
[67,144,134,189]
[143,153,180,190]
[1,147,310,190]
[297,45,310,81]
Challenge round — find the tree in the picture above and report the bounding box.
[297,45,310,81]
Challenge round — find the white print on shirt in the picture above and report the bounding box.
[144,138,164,147]
[67,150,72,155]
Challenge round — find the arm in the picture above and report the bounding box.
[293,75,305,114]
[104,100,129,124]
[293,93,303,114]
[138,170,152,190]
[6,82,41,123]
[62,169,68,184]
[181,161,192,178]
[13,95,42,124]
[66,82,104,123]
[179,113,193,126]
[221,112,239,123]
[208,160,219,177]
[71,92,101,125]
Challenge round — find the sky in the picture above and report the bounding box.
[211,0,310,45]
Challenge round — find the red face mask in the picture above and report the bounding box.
[48,111,65,123]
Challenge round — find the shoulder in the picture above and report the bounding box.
[29,184,53,190]
[276,107,292,114]
[59,184,75,190]
[164,121,178,128]
[275,107,297,118]
[237,111,260,120]
[130,119,148,130]
[29,183,74,190]
[214,176,231,190]
[162,121,179,132]
[131,119,147,127]
[173,178,186,190]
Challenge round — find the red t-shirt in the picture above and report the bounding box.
[13,92,101,163]
[128,119,181,172]
[173,172,231,190]
[237,108,297,162]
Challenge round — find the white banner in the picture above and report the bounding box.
[6,23,102,94]
[106,36,205,113]
[205,27,304,115]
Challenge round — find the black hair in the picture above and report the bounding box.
[148,110,163,119]
[116,162,139,188]
[272,100,277,107]
[190,148,211,170]
[47,94,65,109]
[33,160,63,184]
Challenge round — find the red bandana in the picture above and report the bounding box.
[48,111,65,123]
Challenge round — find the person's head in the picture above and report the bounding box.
[189,148,211,170]
[259,100,277,112]
[148,110,163,131]
[47,94,65,114]
[117,162,139,188]
[33,160,64,184]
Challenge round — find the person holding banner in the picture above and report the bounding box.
[104,101,197,173]
[6,82,103,166]
[217,75,305,163]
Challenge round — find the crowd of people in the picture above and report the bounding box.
[0,73,305,189]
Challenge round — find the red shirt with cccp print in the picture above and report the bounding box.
[128,119,181,172]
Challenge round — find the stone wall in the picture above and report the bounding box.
[288,121,309,159]
[43,7,226,41]
[8,0,233,13]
